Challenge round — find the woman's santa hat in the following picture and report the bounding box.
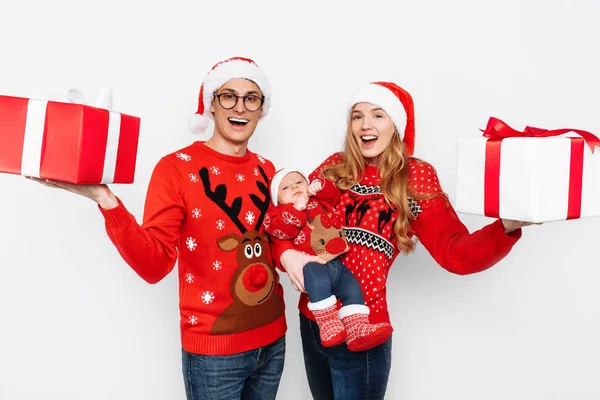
[188,56,271,134]
[348,81,415,156]
[270,168,307,206]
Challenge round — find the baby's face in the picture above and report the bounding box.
[277,172,309,205]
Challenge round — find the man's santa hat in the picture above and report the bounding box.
[188,57,271,134]
[270,168,307,206]
[348,81,415,156]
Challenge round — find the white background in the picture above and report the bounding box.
[1,0,599,399]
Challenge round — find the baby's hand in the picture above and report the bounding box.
[308,179,323,196]
[293,196,308,211]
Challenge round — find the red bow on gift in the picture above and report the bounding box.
[481,117,600,153]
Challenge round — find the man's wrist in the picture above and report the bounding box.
[96,188,119,210]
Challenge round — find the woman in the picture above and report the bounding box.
[275,81,532,399]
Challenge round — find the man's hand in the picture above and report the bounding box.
[26,177,119,209]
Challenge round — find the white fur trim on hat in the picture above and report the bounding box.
[348,83,407,139]
[271,168,292,206]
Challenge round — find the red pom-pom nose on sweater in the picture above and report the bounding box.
[325,237,347,255]
[242,264,268,292]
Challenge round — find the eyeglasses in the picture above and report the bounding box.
[213,91,264,112]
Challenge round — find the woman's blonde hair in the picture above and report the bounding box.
[322,116,441,254]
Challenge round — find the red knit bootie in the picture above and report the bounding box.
[309,295,346,347]
[340,305,393,352]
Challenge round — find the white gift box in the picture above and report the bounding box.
[455,118,600,223]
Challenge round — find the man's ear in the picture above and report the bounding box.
[210,98,216,115]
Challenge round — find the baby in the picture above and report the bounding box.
[265,169,392,352]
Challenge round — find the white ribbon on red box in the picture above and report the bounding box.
[21,88,122,183]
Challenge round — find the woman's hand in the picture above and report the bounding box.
[280,249,325,293]
[26,177,119,209]
[501,219,540,233]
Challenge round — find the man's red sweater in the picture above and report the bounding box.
[99,142,286,355]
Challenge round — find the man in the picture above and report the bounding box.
[32,57,299,399]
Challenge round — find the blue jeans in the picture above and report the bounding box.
[303,258,365,306]
[181,335,285,400]
[300,313,392,400]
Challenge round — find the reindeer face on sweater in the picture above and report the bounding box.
[307,213,349,263]
[217,231,277,307]
[199,164,285,335]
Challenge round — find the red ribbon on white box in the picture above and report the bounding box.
[20,89,122,183]
[481,117,600,220]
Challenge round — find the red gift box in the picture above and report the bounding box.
[0,95,140,184]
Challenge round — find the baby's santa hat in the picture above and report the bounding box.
[270,168,308,206]
[348,81,415,156]
[188,56,271,134]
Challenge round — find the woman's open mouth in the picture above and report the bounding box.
[361,135,378,147]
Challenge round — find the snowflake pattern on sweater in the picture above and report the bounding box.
[100,142,287,356]
[264,179,346,263]
[288,152,521,325]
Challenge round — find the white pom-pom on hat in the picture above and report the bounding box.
[188,113,210,135]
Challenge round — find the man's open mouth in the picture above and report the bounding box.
[228,117,249,127]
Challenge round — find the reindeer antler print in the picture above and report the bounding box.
[199,167,246,233]
[199,164,284,335]
[248,165,270,230]
[355,199,371,225]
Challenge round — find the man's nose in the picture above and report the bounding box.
[233,97,245,113]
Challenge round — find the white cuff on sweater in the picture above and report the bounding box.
[338,304,369,319]
[307,295,337,311]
